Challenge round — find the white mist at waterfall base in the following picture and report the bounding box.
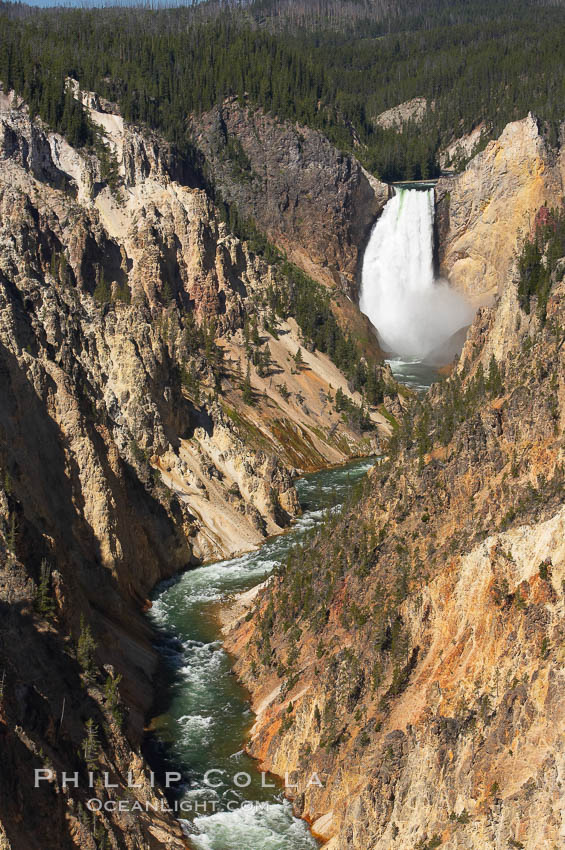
[359,188,473,362]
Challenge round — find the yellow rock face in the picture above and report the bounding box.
[437,114,565,303]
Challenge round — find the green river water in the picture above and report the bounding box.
[147,362,436,849]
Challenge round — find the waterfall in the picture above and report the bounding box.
[359,187,473,362]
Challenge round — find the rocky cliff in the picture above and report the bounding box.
[373,97,429,132]
[0,85,391,849]
[225,199,565,849]
[191,98,389,297]
[436,113,565,303]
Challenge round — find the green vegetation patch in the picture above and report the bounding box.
[2,1,565,180]
[517,203,565,322]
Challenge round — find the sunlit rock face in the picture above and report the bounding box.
[226,180,565,850]
[436,113,565,303]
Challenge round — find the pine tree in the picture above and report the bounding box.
[243,317,251,354]
[113,282,131,304]
[487,354,503,397]
[251,316,261,347]
[365,365,380,406]
[94,268,110,305]
[50,251,58,280]
[241,362,254,405]
[77,616,97,680]
[82,719,100,768]
[59,253,69,286]
[104,673,124,727]
[182,363,201,405]
[7,513,17,557]
[161,280,173,304]
[35,559,55,618]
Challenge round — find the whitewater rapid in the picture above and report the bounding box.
[359,187,473,361]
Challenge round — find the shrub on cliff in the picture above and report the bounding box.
[517,203,565,320]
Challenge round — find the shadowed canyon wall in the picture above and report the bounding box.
[191,98,390,296]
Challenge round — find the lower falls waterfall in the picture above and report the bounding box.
[359,187,473,363]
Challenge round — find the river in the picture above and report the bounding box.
[146,365,437,849]
[386,356,441,394]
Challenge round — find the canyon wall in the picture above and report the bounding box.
[4,73,564,850]
[225,208,565,849]
[0,88,390,849]
[436,113,565,303]
[191,98,389,296]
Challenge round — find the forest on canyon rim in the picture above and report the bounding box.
[2,0,565,179]
[0,1,564,849]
